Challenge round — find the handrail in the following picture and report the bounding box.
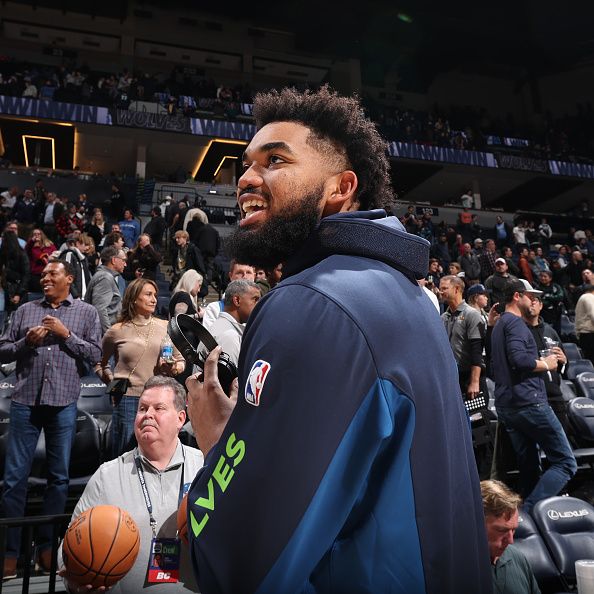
[0,514,70,594]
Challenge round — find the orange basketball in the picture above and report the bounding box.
[62,505,140,588]
[177,493,189,545]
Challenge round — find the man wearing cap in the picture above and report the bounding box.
[440,275,485,401]
[485,258,518,310]
[575,284,594,364]
[520,288,569,431]
[491,278,576,511]
[467,284,489,331]
[478,239,497,282]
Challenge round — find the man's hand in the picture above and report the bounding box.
[58,569,110,593]
[25,325,48,346]
[42,315,70,339]
[543,353,558,371]
[487,303,501,327]
[552,346,567,365]
[186,347,238,457]
[466,380,480,400]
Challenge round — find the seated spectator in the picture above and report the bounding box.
[480,480,540,594]
[124,234,162,281]
[118,208,140,249]
[59,376,202,593]
[169,269,204,319]
[25,228,56,293]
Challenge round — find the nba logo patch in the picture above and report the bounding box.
[245,360,271,407]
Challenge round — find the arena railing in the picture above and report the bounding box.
[0,514,70,593]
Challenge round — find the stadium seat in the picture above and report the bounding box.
[513,509,561,589]
[0,373,16,402]
[575,372,594,400]
[565,359,594,381]
[559,380,577,402]
[78,375,111,418]
[532,497,594,585]
[562,342,583,362]
[560,315,577,343]
[68,411,103,487]
[565,398,594,468]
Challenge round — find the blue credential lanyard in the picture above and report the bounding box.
[134,449,186,538]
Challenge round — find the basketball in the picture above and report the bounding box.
[177,493,188,544]
[62,505,140,588]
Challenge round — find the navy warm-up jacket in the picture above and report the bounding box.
[188,210,492,594]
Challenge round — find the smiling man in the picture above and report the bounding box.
[186,86,491,593]
[0,259,102,577]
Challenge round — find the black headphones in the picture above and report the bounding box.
[167,314,238,395]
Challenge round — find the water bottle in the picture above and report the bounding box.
[161,335,174,363]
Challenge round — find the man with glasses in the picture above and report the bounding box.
[84,245,127,334]
[485,257,518,311]
[491,279,576,512]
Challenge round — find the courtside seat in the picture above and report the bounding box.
[78,375,111,418]
[532,497,594,585]
[514,509,561,589]
[575,372,594,400]
[565,359,594,381]
[562,342,583,362]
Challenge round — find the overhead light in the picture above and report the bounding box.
[192,138,247,178]
[213,155,238,178]
[397,12,413,23]
[22,135,56,169]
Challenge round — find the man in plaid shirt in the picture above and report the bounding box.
[0,259,101,577]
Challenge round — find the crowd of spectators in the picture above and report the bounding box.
[408,207,594,322]
[364,96,594,162]
[0,58,253,118]
[2,56,594,162]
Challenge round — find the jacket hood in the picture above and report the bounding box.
[283,210,430,283]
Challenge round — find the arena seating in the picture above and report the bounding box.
[531,496,594,587]
[562,342,583,362]
[574,372,594,400]
[565,359,594,381]
[513,509,562,591]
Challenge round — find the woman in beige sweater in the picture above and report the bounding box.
[96,278,185,457]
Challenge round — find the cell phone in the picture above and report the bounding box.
[496,302,505,314]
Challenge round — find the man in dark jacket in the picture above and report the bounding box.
[143,207,167,248]
[491,279,576,511]
[185,86,491,594]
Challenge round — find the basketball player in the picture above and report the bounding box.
[185,86,492,593]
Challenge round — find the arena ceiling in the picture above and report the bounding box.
[7,0,594,91]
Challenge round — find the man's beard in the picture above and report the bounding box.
[226,189,322,269]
